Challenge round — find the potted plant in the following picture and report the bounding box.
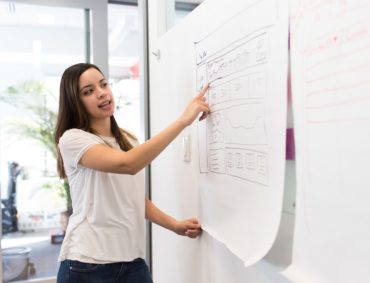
[0,81,72,231]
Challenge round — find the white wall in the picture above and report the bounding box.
[148,1,296,282]
[149,140,296,282]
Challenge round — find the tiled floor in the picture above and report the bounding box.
[2,230,60,281]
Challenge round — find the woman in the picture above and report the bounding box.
[55,63,209,283]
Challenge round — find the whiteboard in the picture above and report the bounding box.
[288,1,370,282]
[151,0,288,266]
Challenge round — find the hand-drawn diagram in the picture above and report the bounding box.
[196,30,272,186]
[291,1,370,125]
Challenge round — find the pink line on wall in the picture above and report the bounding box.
[286,128,295,160]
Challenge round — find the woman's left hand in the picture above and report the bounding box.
[174,218,202,239]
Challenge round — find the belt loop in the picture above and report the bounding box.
[116,261,125,281]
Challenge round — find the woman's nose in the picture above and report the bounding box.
[97,87,106,98]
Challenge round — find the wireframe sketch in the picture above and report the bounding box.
[196,29,271,186]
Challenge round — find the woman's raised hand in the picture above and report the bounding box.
[178,84,210,127]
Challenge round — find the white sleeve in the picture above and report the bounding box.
[58,129,101,172]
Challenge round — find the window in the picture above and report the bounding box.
[0,2,88,281]
[108,3,142,140]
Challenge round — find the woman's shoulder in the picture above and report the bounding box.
[59,128,99,145]
[61,128,90,138]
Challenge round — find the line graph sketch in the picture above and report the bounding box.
[208,103,267,146]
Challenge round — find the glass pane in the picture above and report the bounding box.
[0,2,87,281]
[108,4,142,141]
[175,1,204,24]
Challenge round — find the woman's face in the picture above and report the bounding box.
[78,67,115,121]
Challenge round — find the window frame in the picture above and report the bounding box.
[0,0,109,75]
[0,1,108,282]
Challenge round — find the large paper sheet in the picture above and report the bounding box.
[196,0,288,265]
[290,1,370,282]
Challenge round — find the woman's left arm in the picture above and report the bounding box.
[145,197,202,239]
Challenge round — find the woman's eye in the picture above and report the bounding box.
[83,88,94,95]
[101,82,108,88]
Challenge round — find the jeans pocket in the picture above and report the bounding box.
[69,260,99,273]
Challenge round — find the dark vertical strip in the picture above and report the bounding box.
[84,8,91,63]
[138,0,152,273]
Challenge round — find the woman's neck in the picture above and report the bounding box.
[90,118,113,137]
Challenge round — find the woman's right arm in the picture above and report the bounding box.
[80,85,209,175]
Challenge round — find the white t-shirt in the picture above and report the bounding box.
[57,128,145,263]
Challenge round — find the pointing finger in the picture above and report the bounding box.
[196,83,209,99]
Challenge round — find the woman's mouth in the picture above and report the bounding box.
[98,100,112,109]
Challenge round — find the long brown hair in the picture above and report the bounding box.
[55,63,135,179]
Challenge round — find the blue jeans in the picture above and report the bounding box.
[57,258,153,283]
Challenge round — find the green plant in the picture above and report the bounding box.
[0,80,72,214]
[42,179,72,214]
